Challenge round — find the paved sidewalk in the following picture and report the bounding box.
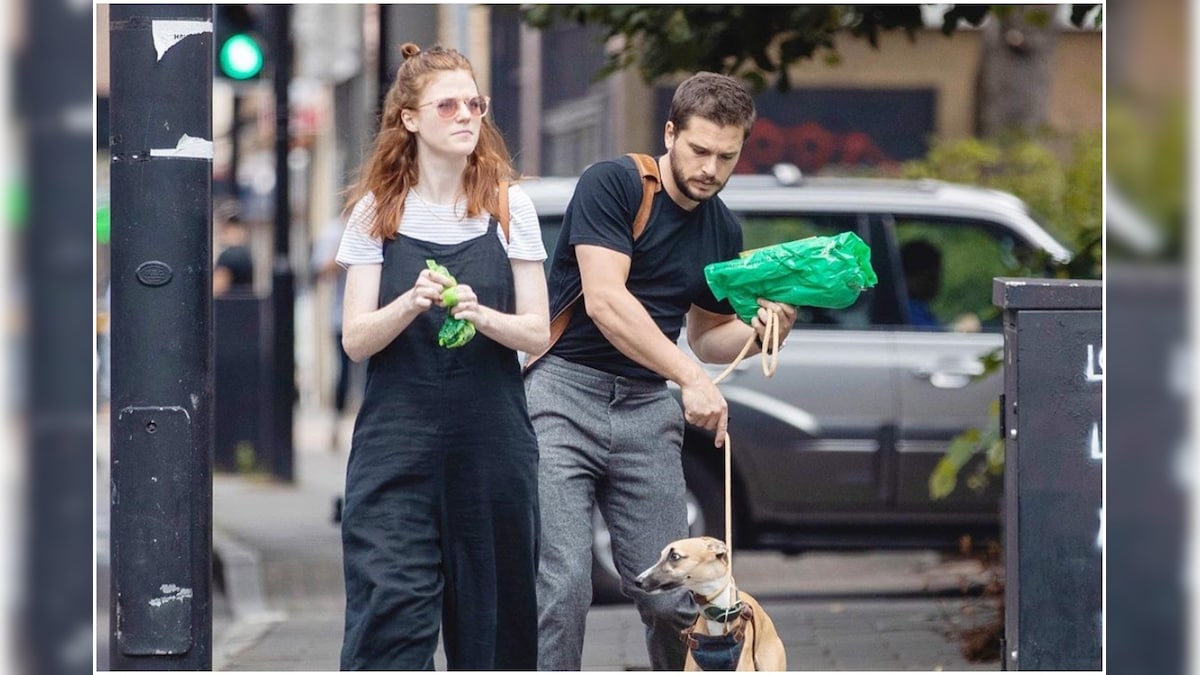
[99,405,1002,671]
[209,408,1000,671]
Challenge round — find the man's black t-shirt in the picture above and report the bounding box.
[545,155,743,380]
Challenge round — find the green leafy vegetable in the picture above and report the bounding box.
[437,317,477,348]
[426,259,475,349]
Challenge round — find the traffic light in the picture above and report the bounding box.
[215,5,266,81]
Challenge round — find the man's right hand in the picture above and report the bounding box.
[679,377,729,448]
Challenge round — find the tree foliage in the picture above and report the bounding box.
[898,131,1103,280]
[904,130,1102,501]
[521,4,1099,92]
[1107,97,1187,261]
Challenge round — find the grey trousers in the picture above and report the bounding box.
[525,355,695,671]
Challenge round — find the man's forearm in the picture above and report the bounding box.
[690,318,760,364]
[586,290,709,387]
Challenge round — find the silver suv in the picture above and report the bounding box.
[521,170,1071,603]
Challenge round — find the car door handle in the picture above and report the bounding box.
[912,364,983,389]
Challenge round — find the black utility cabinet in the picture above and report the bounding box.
[994,278,1103,670]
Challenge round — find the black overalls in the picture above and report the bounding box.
[339,218,540,670]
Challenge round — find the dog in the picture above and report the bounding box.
[635,536,786,671]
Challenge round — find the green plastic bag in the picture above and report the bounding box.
[704,231,878,324]
[426,259,477,348]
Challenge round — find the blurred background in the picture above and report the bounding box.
[0,0,1188,673]
[93,2,1106,444]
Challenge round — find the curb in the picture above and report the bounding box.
[212,528,288,670]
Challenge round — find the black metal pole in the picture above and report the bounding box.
[376,3,391,127]
[230,92,241,199]
[270,4,296,482]
[109,5,214,669]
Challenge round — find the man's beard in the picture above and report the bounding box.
[668,150,725,203]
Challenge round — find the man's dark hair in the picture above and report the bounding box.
[900,239,942,276]
[667,72,757,139]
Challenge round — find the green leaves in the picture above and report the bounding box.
[425,259,456,285]
[426,259,475,349]
[523,5,854,92]
[899,132,1103,279]
[437,317,476,349]
[523,5,1098,93]
[929,398,1004,500]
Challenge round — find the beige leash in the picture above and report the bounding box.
[712,310,781,385]
[711,310,781,569]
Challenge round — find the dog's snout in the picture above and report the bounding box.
[633,577,644,589]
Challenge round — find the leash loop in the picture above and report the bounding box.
[710,308,782,576]
[711,309,779,386]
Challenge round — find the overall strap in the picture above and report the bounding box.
[524,154,661,371]
[498,181,511,243]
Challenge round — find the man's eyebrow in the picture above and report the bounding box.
[689,141,737,157]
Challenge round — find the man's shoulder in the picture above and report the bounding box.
[572,156,645,208]
[580,155,641,183]
[217,244,251,262]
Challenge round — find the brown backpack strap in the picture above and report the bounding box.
[531,290,583,371]
[524,154,661,372]
[498,180,511,243]
[625,152,662,240]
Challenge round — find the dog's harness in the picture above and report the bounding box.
[687,631,746,671]
[682,578,763,671]
[681,600,761,671]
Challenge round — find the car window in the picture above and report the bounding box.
[736,213,873,330]
[892,217,1046,333]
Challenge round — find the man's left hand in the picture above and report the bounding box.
[751,300,797,351]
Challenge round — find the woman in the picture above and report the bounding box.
[334,42,549,670]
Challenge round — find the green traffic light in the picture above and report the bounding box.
[219,33,263,80]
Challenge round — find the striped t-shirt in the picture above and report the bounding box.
[335,184,546,267]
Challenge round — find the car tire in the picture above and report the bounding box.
[589,484,709,605]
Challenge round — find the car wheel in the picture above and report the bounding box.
[589,488,708,605]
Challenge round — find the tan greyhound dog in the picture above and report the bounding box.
[635,536,786,671]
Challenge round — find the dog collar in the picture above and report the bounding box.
[700,599,746,623]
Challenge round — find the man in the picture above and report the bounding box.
[525,72,797,670]
[213,214,254,296]
[899,239,980,332]
[900,239,942,328]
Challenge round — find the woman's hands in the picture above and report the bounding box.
[443,283,484,326]
[400,259,549,355]
[409,268,486,326]
[408,267,448,311]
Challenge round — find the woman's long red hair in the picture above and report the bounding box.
[346,43,517,240]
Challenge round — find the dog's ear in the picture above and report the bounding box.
[705,537,728,559]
